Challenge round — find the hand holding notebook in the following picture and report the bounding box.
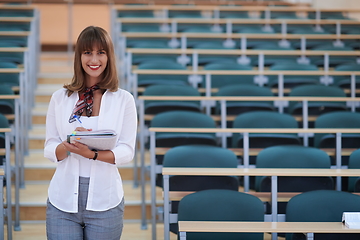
[67,129,117,150]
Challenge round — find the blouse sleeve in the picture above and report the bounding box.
[44,92,62,163]
[111,91,138,166]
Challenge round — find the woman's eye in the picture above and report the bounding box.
[99,51,106,54]
[83,51,91,55]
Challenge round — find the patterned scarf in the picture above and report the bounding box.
[69,85,100,123]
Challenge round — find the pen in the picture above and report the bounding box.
[73,115,84,128]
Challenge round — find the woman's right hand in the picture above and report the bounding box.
[74,127,92,132]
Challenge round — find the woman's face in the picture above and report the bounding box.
[81,45,108,83]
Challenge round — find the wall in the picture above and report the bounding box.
[34,3,110,49]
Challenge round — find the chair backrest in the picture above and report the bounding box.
[0,84,15,115]
[178,189,264,240]
[255,145,333,192]
[150,110,218,148]
[348,148,360,192]
[215,84,275,115]
[335,62,360,71]
[143,84,201,114]
[163,144,239,190]
[137,60,186,70]
[270,62,318,71]
[137,60,189,86]
[286,190,360,240]
[287,84,347,115]
[232,111,301,148]
[0,113,10,148]
[204,62,252,71]
[314,111,360,148]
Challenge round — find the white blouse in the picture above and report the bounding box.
[44,88,138,213]
[78,116,98,178]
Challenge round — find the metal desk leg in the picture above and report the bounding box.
[271,175,278,240]
[0,175,3,240]
[306,232,314,240]
[163,175,170,240]
[150,132,156,240]
[179,231,187,240]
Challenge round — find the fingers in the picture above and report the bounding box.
[74,127,90,132]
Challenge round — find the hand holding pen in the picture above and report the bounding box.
[73,115,92,132]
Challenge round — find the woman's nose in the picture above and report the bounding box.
[90,54,100,63]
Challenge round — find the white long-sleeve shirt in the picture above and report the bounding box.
[44,87,137,213]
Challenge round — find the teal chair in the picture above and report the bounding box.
[348,148,360,192]
[150,110,218,148]
[0,36,27,47]
[117,10,154,18]
[215,84,275,115]
[143,84,201,114]
[163,145,239,234]
[0,22,30,31]
[332,63,360,93]
[137,60,189,86]
[132,54,178,65]
[193,42,239,65]
[311,44,355,67]
[0,112,10,167]
[236,26,275,34]
[0,52,24,65]
[308,11,351,20]
[150,110,218,187]
[267,62,320,88]
[0,9,34,17]
[335,62,360,71]
[122,23,161,32]
[314,111,360,166]
[126,38,169,48]
[0,84,15,116]
[132,41,170,48]
[251,43,298,67]
[287,84,347,116]
[232,111,301,149]
[0,73,20,88]
[286,190,360,240]
[255,145,334,214]
[291,28,330,34]
[169,10,202,18]
[177,189,264,240]
[180,25,221,33]
[220,11,249,18]
[201,62,254,88]
[0,62,17,68]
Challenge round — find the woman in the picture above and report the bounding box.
[44,26,137,240]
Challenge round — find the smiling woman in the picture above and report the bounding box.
[44,26,138,240]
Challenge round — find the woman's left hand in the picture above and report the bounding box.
[66,141,93,158]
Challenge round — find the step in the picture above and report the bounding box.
[34,84,62,104]
[31,104,47,125]
[15,180,162,221]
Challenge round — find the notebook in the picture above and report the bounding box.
[67,129,117,150]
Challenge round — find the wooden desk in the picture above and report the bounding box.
[178,221,360,240]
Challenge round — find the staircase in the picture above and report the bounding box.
[20,51,160,226]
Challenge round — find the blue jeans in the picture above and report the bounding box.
[46,177,124,240]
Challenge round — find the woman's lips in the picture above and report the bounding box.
[89,65,100,70]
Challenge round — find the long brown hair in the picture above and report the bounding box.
[64,26,119,96]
